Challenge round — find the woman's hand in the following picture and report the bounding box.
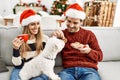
[12,37,24,49]
[71,42,91,54]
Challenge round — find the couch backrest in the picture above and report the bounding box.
[0,26,120,66]
[0,26,22,65]
[84,27,120,61]
[43,27,120,66]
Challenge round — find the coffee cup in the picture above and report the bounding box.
[17,34,28,42]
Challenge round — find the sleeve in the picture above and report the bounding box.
[87,31,103,62]
[12,48,24,69]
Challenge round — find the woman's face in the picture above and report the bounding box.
[66,17,82,33]
[28,21,40,35]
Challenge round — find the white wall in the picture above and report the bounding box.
[0,0,119,27]
[113,0,120,27]
[0,0,74,16]
[0,0,13,16]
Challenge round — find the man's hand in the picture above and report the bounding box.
[71,42,91,54]
[79,45,91,54]
[51,30,65,39]
[51,30,67,43]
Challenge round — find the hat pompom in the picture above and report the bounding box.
[20,9,41,26]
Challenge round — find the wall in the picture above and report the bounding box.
[0,0,13,16]
[113,0,120,27]
[0,0,119,27]
[0,0,74,16]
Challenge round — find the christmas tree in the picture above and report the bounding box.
[50,0,69,15]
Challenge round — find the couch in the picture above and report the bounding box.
[0,26,120,80]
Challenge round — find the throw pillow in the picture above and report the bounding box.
[0,57,9,73]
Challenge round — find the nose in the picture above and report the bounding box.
[69,23,74,28]
[34,25,38,28]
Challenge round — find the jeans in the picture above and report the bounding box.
[58,67,101,80]
[10,68,48,80]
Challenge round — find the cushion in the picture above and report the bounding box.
[0,26,22,66]
[0,57,9,73]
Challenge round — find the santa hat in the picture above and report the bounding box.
[20,9,41,26]
[64,2,86,20]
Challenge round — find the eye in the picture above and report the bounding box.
[73,22,78,25]
[67,20,71,23]
[29,23,35,26]
[28,22,40,26]
[37,22,40,25]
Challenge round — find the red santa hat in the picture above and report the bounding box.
[64,2,86,20]
[20,9,41,26]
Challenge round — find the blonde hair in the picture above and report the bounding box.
[20,25,43,58]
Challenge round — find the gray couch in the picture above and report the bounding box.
[0,26,120,80]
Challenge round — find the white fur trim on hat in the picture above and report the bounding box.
[21,15,41,26]
[66,9,86,20]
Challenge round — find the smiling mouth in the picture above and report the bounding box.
[33,29,38,31]
[69,28,75,31]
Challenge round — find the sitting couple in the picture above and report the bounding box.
[10,2,103,80]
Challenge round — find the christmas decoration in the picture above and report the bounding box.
[50,0,69,15]
[38,0,41,4]
[14,1,48,14]
[83,0,117,27]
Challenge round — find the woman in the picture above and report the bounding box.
[10,9,49,80]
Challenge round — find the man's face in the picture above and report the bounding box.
[66,17,82,33]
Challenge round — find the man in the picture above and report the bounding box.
[52,2,103,80]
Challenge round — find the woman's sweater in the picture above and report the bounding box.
[12,35,49,69]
